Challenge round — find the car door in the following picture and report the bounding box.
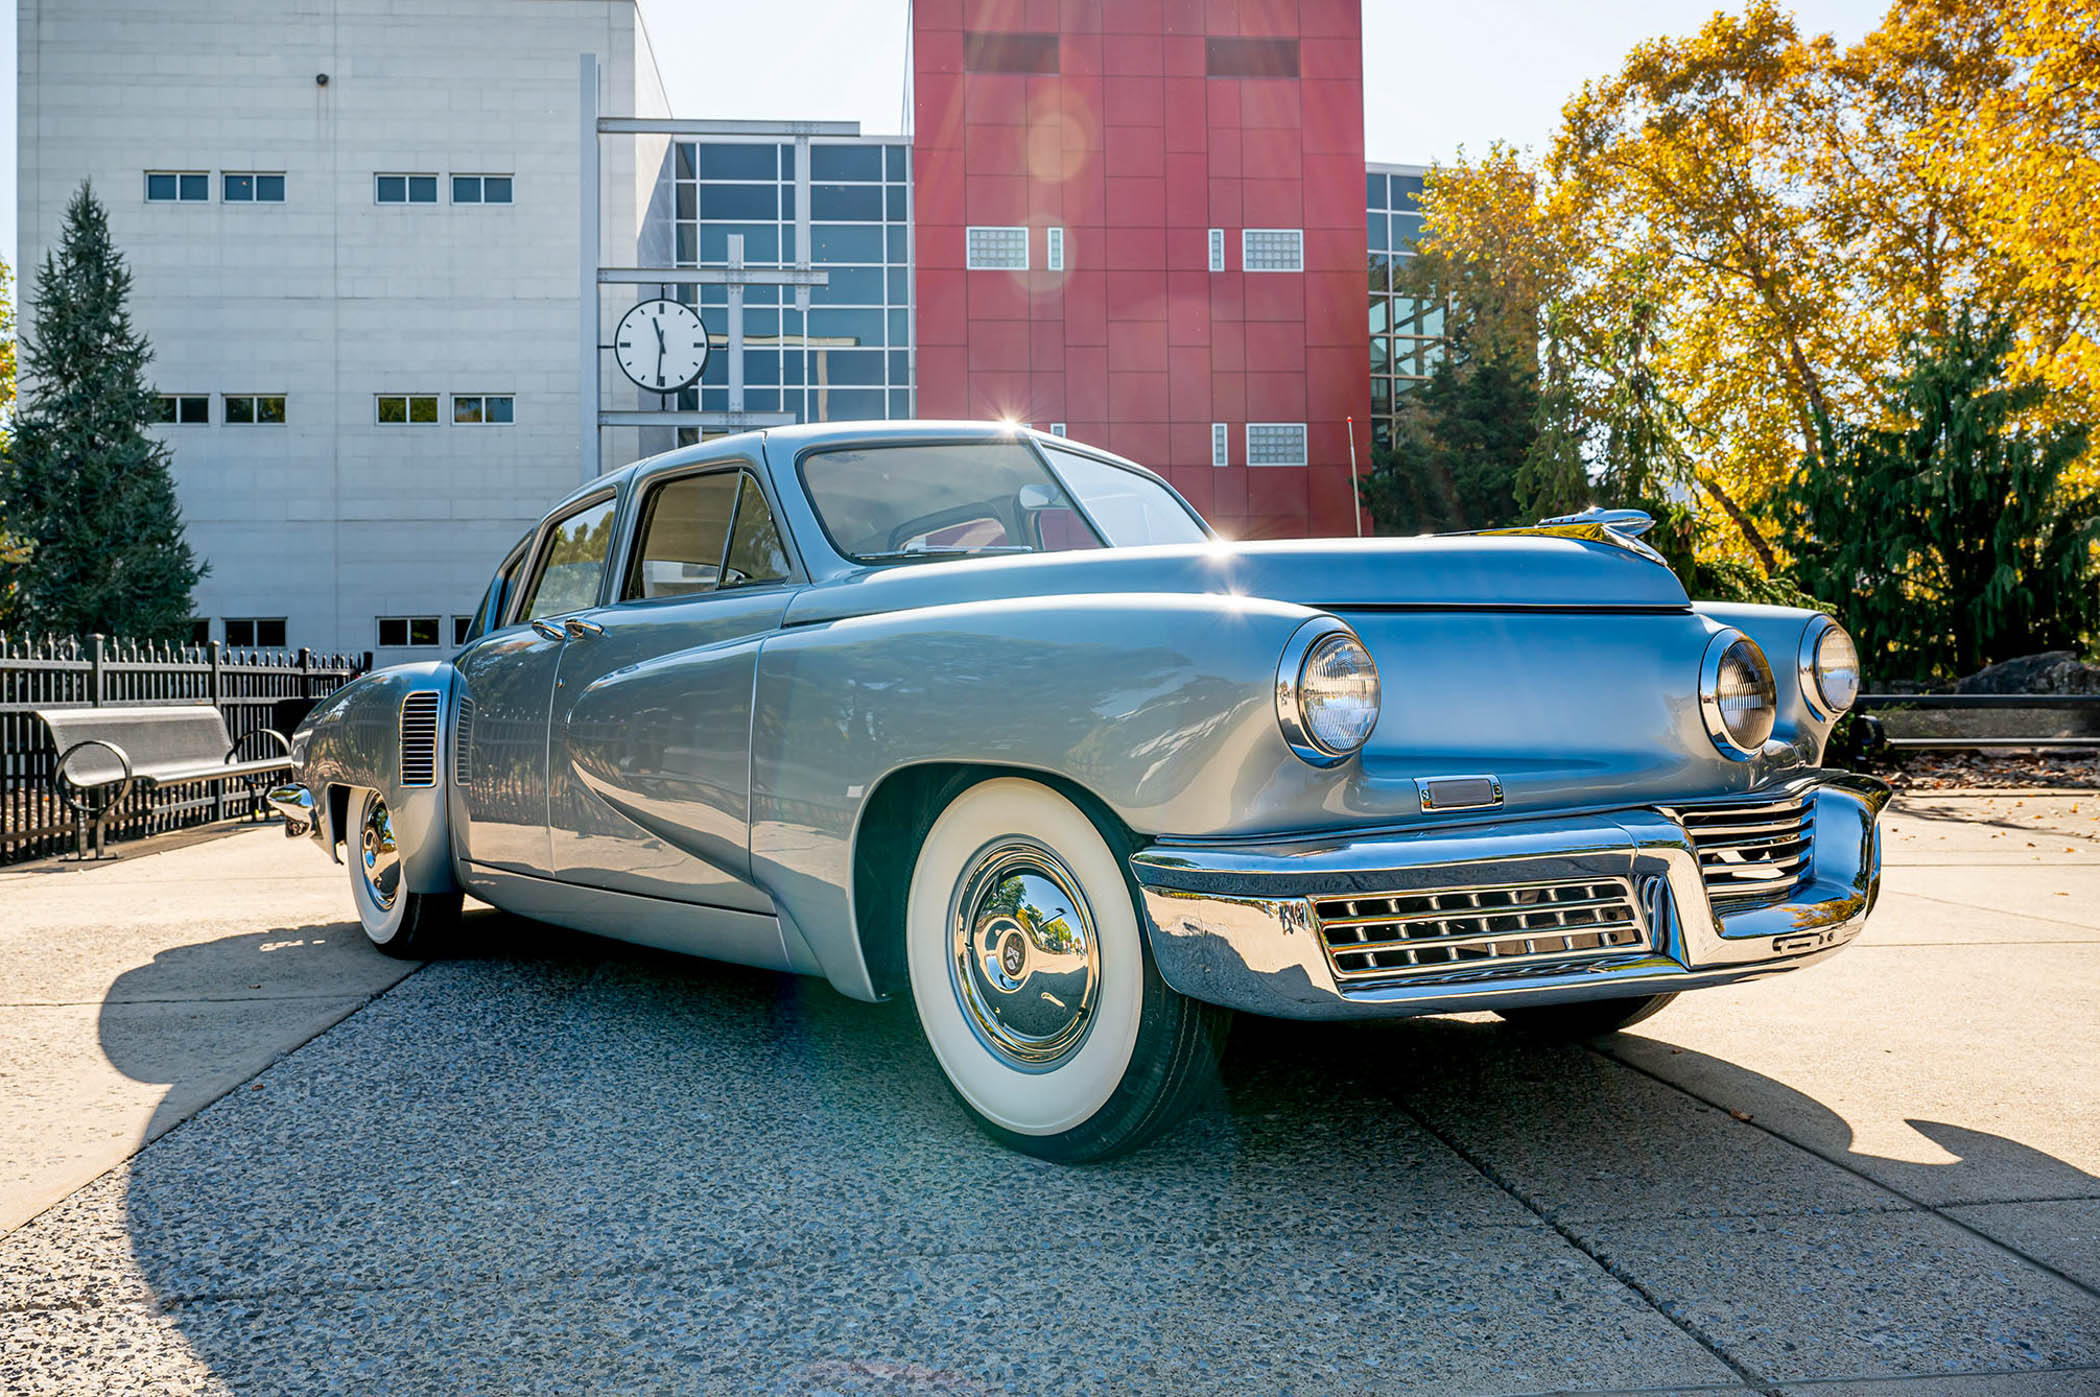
[453,490,620,876]
[547,464,797,909]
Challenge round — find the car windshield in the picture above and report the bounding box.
[799,439,1207,564]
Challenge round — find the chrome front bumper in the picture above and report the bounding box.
[1129,771,1890,1021]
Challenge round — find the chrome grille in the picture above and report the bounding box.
[1669,792,1815,907]
[1313,878,1648,982]
[399,691,440,787]
[453,696,474,785]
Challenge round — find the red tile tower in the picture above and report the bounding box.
[912,0,1370,538]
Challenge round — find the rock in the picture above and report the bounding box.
[1954,651,2100,695]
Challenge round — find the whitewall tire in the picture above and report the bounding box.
[905,777,1227,1161]
[345,789,460,958]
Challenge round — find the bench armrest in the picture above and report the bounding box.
[53,738,136,813]
[226,728,293,764]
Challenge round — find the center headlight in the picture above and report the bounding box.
[1799,617,1861,716]
[1277,620,1381,765]
[1700,629,1777,759]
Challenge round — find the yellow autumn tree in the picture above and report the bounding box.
[1414,0,2075,573]
[1951,0,2100,427]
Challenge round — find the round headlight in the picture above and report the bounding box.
[1799,618,1861,715]
[1699,629,1777,759]
[1277,621,1380,764]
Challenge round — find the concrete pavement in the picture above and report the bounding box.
[0,793,2096,1394]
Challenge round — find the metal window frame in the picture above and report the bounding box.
[1211,422,1230,467]
[965,225,1030,271]
[375,394,443,426]
[376,615,444,649]
[1207,228,1225,272]
[222,394,288,426]
[375,172,440,205]
[1245,421,1308,466]
[146,170,211,203]
[1047,226,1065,271]
[1241,228,1304,273]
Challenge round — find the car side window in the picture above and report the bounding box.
[722,475,791,587]
[464,541,528,643]
[623,471,740,601]
[518,496,618,621]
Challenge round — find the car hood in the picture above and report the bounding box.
[783,535,1690,627]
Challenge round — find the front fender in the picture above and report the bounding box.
[748,592,1333,1000]
[292,661,460,896]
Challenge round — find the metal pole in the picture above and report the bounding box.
[1347,415,1363,538]
[579,53,601,482]
[726,234,745,415]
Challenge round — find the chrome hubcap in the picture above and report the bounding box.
[360,796,401,912]
[949,841,1100,1069]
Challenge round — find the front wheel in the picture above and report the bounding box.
[904,778,1228,1162]
[346,790,460,958]
[1495,992,1678,1039]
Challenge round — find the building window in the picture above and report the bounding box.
[966,226,1029,271]
[452,174,513,205]
[377,394,440,424]
[1246,422,1308,466]
[1208,229,1226,272]
[375,174,439,204]
[377,617,442,648]
[223,618,287,649]
[1242,229,1304,273]
[223,173,285,202]
[223,395,286,425]
[453,394,515,425]
[1046,226,1065,272]
[452,616,474,646]
[188,619,212,646]
[146,172,209,203]
[963,31,1060,73]
[1050,422,1067,437]
[1206,37,1300,78]
[1211,423,1230,467]
[156,395,209,424]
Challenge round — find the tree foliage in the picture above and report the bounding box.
[1411,0,2086,574]
[0,257,28,628]
[1360,351,1540,535]
[0,184,205,641]
[1778,317,2099,683]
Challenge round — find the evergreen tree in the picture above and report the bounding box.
[1778,315,2099,685]
[1360,349,1540,534]
[0,183,204,640]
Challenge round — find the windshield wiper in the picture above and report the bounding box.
[855,546,1035,563]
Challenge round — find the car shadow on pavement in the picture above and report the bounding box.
[89,920,2100,1394]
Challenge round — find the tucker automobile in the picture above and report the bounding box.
[270,421,1887,1161]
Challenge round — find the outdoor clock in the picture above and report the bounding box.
[613,298,710,393]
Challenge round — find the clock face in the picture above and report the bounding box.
[614,298,710,393]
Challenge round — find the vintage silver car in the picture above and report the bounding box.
[272,420,1887,1160]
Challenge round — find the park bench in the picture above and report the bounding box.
[35,705,294,859]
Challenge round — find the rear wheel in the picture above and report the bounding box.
[904,777,1228,1162]
[346,790,460,958]
[1496,992,1678,1039]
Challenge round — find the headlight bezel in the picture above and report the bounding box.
[1797,615,1861,718]
[1275,617,1381,767]
[1699,627,1778,760]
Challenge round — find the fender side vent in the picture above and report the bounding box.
[400,691,440,787]
[453,696,474,785]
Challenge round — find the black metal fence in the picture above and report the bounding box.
[2,634,367,865]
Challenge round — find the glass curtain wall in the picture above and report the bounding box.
[1365,167,1446,452]
[662,139,913,442]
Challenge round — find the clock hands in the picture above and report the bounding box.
[654,317,667,388]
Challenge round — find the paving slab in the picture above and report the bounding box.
[0,827,420,1233]
[1778,1368,2100,1394]
[1585,1211,2100,1383]
[1945,1199,2100,1293]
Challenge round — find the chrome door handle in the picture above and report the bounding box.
[564,617,605,639]
[529,619,566,642]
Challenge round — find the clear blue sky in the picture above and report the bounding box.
[1,0,1891,277]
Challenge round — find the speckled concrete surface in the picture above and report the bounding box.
[2,792,2097,1393]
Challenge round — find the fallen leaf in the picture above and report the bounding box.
[1729,1109,1753,1122]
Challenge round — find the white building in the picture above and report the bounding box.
[15,0,669,662]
